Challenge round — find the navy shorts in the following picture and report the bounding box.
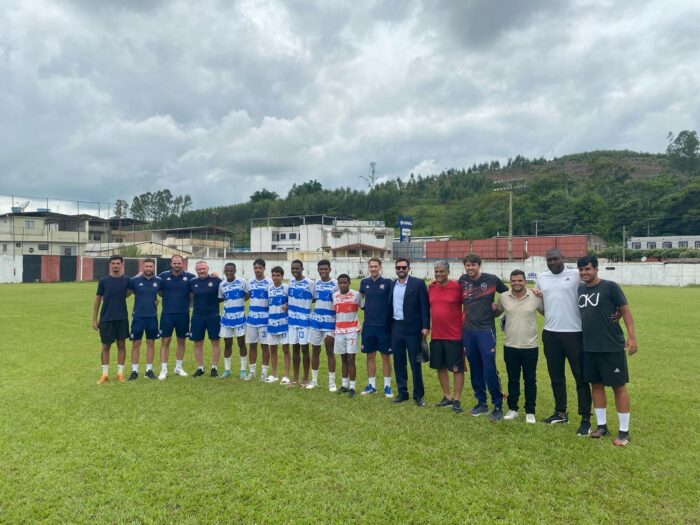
[130,316,160,341]
[190,315,221,342]
[361,325,392,355]
[160,312,190,339]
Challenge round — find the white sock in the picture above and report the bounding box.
[176,360,183,370]
[131,364,139,373]
[240,356,247,371]
[224,358,231,371]
[311,369,319,383]
[328,372,336,385]
[342,377,349,388]
[368,377,376,388]
[117,365,125,373]
[249,363,257,375]
[262,366,269,376]
[595,408,607,426]
[102,365,108,375]
[211,365,218,370]
[161,363,168,372]
[350,380,356,390]
[146,364,152,372]
[384,376,392,387]
[618,412,630,432]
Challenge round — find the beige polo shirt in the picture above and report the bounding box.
[496,289,544,349]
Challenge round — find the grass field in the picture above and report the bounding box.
[1,282,699,524]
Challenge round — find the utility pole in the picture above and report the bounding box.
[508,191,513,262]
[622,225,626,286]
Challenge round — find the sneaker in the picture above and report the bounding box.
[244,372,255,381]
[193,368,205,378]
[383,385,393,399]
[348,388,356,398]
[260,371,268,382]
[360,384,377,396]
[128,371,138,381]
[328,383,337,393]
[96,374,109,385]
[503,409,519,421]
[158,369,168,381]
[221,370,232,379]
[542,412,569,424]
[337,386,349,394]
[576,419,592,436]
[210,367,218,378]
[174,367,189,377]
[239,369,247,379]
[266,375,279,383]
[612,431,631,446]
[468,404,489,417]
[489,407,504,422]
[305,381,317,390]
[280,377,291,385]
[116,372,126,383]
[415,397,426,407]
[144,370,156,380]
[452,400,463,414]
[525,413,536,424]
[590,425,610,439]
[435,397,453,408]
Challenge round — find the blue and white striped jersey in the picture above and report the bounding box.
[310,278,338,331]
[218,278,247,328]
[247,277,273,327]
[288,277,316,328]
[267,283,289,335]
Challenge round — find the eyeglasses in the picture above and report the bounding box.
[395,265,408,270]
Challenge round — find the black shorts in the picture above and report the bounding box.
[583,351,629,387]
[429,339,465,373]
[99,319,129,345]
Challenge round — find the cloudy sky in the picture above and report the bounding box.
[1,0,699,213]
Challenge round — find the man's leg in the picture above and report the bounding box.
[406,334,424,402]
[437,369,451,399]
[464,331,487,408]
[366,351,377,390]
[211,339,221,371]
[248,342,258,378]
[261,344,270,380]
[269,343,278,379]
[590,382,609,437]
[130,339,141,378]
[391,329,409,400]
[340,354,349,391]
[301,344,310,385]
[175,337,187,373]
[292,343,301,383]
[504,346,520,412]
[325,335,336,390]
[381,352,393,395]
[454,371,465,401]
[478,331,503,410]
[160,336,171,370]
[348,354,356,393]
[238,335,248,377]
[311,344,322,386]
[194,341,204,369]
[282,344,291,380]
[565,332,592,419]
[613,385,630,433]
[223,337,233,374]
[522,348,538,415]
[542,330,568,416]
[144,339,156,378]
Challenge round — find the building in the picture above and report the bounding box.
[627,236,700,250]
[250,215,393,261]
[102,225,233,258]
[0,211,89,256]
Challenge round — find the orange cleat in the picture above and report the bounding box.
[96,374,109,385]
[116,372,126,383]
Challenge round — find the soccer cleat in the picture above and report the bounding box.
[415,397,426,407]
[469,404,489,417]
[174,367,189,377]
[158,369,168,381]
[244,372,255,381]
[221,370,232,379]
[193,368,205,378]
[384,385,393,399]
[525,413,536,424]
[590,425,610,439]
[280,377,291,385]
[260,372,268,383]
[612,431,631,446]
[328,383,337,393]
[96,374,109,385]
[435,397,453,408]
[542,412,569,424]
[348,388,356,398]
[392,396,409,404]
[360,384,377,396]
[116,372,126,383]
[489,407,504,422]
[239,369,247,379]
[504,410,519,420]
[128,371,138,381]
[452,400,463,414]
[337,386,350,394]
[305,382,317,390]
[266,375,279,383]
[145,370,156,380]
[576,419,592,436]
[210,367,218,378]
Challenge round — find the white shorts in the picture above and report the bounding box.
[309,329,335,346]
[245,324,268,344]
[334,332,359,355]
[219,325,246,338]
[266,332,289,345]
[287,326,310,345]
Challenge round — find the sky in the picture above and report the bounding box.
[1,0,699,213]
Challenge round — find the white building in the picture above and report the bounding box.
[250,215,393,261]
[627,235,700,250]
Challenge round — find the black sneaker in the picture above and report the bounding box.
[193,368,205,377]
[468,403,489,416]
[590,425,610,439]
[210,367,218,378]
[576,418,592,436]
[392,396,409,404]
[452,400,463,414]
[144,370,156,380]
[128,371,138,381]
[489,407,504,422]
[612,431,631,446]
[337,386,349,394]
[542,412,569,424]
[435,397,453,408]
[415,397,426,407]
[348,388,356,398]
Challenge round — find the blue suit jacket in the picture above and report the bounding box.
[387,276,430,333]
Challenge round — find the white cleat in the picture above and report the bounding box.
[260,372,268,382]
[328,383,337,393]
[174,367,188,377]
[504,410,519,421]
[265,375,279,383]
[305,382,318,390]
[280,376,290,385]
[244,372,255,381]
[158,369,168,381]
[525,413,536,424]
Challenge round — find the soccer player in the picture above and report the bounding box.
[359,257,394,398]
[535,248,593,435]
[288,260,316,387]
[428,260,465,414]
[245,259,273,381]
[158,254,195,379]
[577,256,637,446]
[308,259,338,391]
[93,254,131,384]
[189,260,223,377]
[218,262,248,379]
[127,258,163,380]
[333,274,361,398]
[266,266,289,384]
[459,253,508,421]
[494,269,544,423]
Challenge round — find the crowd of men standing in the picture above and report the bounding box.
[93,249,637,445]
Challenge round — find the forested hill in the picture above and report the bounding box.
[164,146,699,247]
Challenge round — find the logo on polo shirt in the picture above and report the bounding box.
[183,277,188,281]
[380,284,385,289]
[139,282,144,286]
[208,282,213,287]
[153,282,157,287]
[480,283,487,291]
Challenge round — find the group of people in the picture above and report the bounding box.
[93,249,637,446]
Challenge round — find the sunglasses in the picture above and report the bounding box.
[395,265,408,270]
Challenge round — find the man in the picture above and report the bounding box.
[459,253,508,421]
[93,254,131,384]
[189,260,223,377]
[266,266,289,384]
[288,260,316,386]
[494,269,544,423]
[308,260,338,391]
[359,257,393,398]
[158,254,195,379]
[387,258,430,407]
[245,259,273,381]
[218,262,248,379]
[128,258,163,380]
[333,274,361,398]
[535,248,593,435]
[428,260,465,414]
[577,256,637,446]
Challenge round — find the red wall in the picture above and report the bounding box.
[80,257,94,281]
[425,236,590,260]
[41,256,61,282]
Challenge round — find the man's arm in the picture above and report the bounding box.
[418,280,430,335]
[92,296,102,331]
[620,304,637,355]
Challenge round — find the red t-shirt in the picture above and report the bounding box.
[428,280,463,341]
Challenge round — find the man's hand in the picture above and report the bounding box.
[532,288,543,298]
[491,302,498,312]
[421,328,430,337]
[610,309,622,322]
[211,271,219,278]
[625,337,638,355]
[281,304,288,312]
[92,319,99,331]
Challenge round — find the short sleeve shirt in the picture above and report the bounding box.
[458,272,508,331]
[96,275,130,322]
[288,277,316,328]
[247,277,273,327]
[267,284,289,335]
[219,278,247,328]
[128,275,163,318]
[159,271,196,314]
[428,280,463,341]
[189,276,222,318]
[497,290,543,349]
[311,278,338,331]
[333,289,362,334]
[578,280,628,352]
[359,276,391,327]
[536,267,582,332]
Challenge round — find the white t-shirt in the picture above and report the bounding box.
[535,267,582,332]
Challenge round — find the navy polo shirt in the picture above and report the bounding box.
[189,275,223,318]
[159,270,195,314]
[359,276,391,327]
[129,275,163,318]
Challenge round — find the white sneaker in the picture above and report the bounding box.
[158,369,168,381]
[280,376,290,385]
[260,372,268,382]
[526,413,536,424]
[305,382,318,390]
[244,372,255,381]
[174,367,188,377]
[504,410,519,420]
[265,375,279,383]
[328,383,337,393]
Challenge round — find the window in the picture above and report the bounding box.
[91,234,101,241]
[25,220,35,229]
[631,242,641,250]
[679,241,688,248]
[646,242,656,249]
[288,233,297,240]
[61,246,76,256]
[1,244,6,253]
[348,249,358,256]
[695,241,700,249]
[375,233,385,239]
[662,242,672,249]
[331,231,342,238]
[280,233,287,240]
[272,233,279,242]
[38,243,49,251]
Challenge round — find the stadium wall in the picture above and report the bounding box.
[0,255,23,283]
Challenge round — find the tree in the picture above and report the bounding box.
[113,199,129,219]
[666,130,699,175]
[288,180,323,198]
[250,189,279,203]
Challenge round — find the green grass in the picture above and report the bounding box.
[0,283,698,524]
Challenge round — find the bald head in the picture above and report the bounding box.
[545,248,564,274]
